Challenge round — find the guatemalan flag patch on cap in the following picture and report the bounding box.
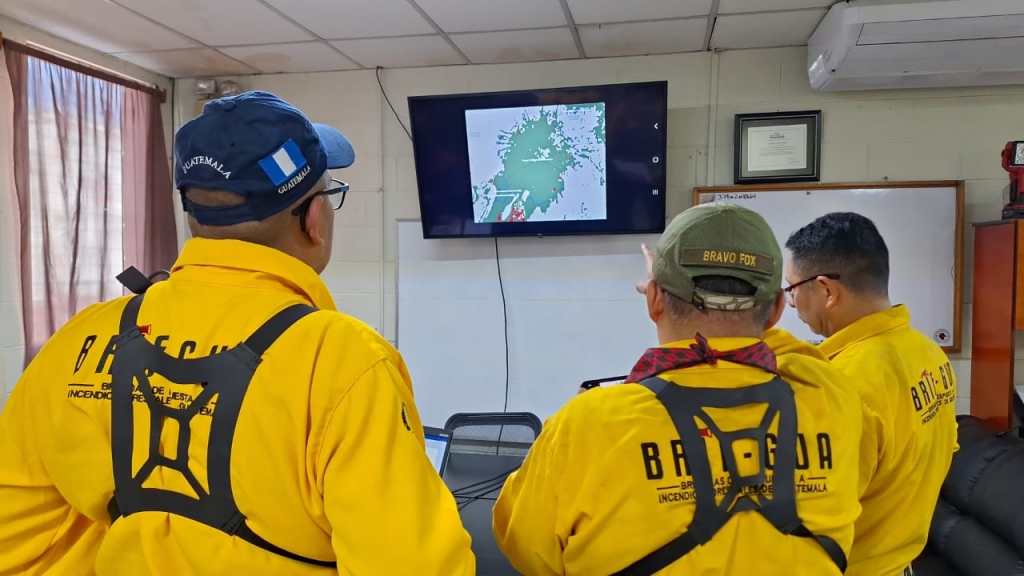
[258,139,308,188]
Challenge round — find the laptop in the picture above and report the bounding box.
[424,426,452,477]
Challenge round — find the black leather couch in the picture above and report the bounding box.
[913,416,1024,575]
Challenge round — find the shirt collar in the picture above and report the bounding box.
[171,238,337,310]
[660,337,762,351]
[818,304,910,360]
[763,327,827,361]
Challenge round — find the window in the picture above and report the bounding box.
[23,55,125,338]
[5,42,176,361]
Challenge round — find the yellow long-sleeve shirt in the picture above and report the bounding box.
[0,238,475,576]
[820,305,958,576]
[493,330,867,575]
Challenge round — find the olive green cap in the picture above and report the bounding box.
[653,203,782,311]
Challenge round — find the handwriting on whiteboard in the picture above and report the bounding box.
[714,192,758,201]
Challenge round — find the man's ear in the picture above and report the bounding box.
[819,276,842,310]
[765,290,785,329]
[303,195,329,247]
[646,282,664,323]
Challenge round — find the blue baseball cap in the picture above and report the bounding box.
[174,91,355,226]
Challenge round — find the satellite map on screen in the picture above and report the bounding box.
[466,102,606,223]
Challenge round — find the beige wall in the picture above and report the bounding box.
[175,46,1024,414]
[0,16,174,400]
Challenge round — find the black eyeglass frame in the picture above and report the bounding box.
[783,273,840,293]
[291,178,349,231]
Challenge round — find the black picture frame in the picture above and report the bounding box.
[734,110,821,185]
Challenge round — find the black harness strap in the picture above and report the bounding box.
[118,293,145,333]
[243,304,320,357]
[793,524,848,573]
[234,522,336,568]
[613,376,847,576]
[108,296,334,568]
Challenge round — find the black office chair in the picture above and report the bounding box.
[441,412,543,576]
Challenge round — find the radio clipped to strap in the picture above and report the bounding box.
[614,376,847,576]
[116,266,171,295]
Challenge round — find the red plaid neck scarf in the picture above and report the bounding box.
[627,333,777,383]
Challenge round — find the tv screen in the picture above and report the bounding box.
[408,81,667,238]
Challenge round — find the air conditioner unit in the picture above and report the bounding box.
[808,0,1024,91]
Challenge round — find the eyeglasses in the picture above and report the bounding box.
[783,273,840,294]
[292,178,349,231]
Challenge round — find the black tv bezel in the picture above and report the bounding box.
[407,80,668,239]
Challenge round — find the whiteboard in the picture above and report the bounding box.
[398,221,660,426]
[695,182,963,350]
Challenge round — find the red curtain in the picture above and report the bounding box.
[5,45,175,361]
[123,87,176,277]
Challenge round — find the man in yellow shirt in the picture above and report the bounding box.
[0,91,474,575]
[784,212,958,576]
[493,204,868,575]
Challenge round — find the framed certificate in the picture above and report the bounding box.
[734,110,821,184]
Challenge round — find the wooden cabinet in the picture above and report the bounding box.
[971,220,1024,431]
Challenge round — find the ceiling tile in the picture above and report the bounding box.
[221,42,358,73]
[113,48,255,78]
[414,0,566,33]
[113,0,313,46]
[567,0,712,25]
[718,0,833,14]
[0,0,196,53]
[579,18,706,58]
[263,0,435,39]
[711,9,825,49]
[452,28,578,63]
[331,36,464,68]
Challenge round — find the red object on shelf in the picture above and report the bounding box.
[1001,141,1024,219]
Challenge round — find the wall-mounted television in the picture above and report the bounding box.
[408,81,667,238]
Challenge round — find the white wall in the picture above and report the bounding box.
[174,46,1024,416]
[0,16,174,401]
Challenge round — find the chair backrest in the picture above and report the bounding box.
[444,412,542,455]
[444,412,542,435]
[441,412,542,576]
